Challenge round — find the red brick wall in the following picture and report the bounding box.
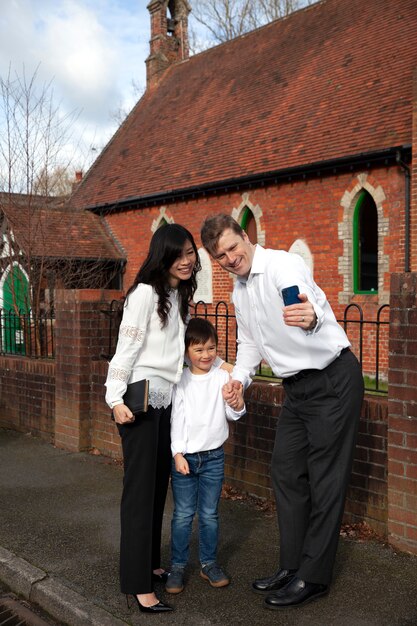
[54,289,121,452]
[224,381,388,535]
[91,359,121,458]
[106,166,405,305]
[87,361,388,536]
[105,164,405,378]
[0,355,55,441]
[411,69,417,271]
[345,396,388,536]
[387,273,417,555]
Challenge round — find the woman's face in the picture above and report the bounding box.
[168,239,197,287]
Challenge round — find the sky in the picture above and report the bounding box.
[0,0,156,172]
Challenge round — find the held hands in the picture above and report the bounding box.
[282,292,317,330]
[174,453,190,475]
[222,380,244,411]
[112,403,135,424]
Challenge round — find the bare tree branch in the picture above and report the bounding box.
[0,65,123,323]
[189,0,315,48]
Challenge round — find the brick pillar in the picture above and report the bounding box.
[411,68,417,271]
[387,273,417,554]
[54,289,121,452]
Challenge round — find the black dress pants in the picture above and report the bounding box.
[272,348,364,585]
[118,404,172,594]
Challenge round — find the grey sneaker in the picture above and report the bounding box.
[165,566,185,594]
[200,563,230,588]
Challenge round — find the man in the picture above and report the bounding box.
[200,214,364,610]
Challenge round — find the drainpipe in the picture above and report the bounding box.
[396,150,411,273]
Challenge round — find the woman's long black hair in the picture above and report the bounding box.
[126,224,201,326]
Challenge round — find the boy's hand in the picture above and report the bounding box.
[223,381,244,411]
[174,453,190,475]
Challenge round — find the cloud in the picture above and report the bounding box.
[0,0,149,164]
[39,3,118,117]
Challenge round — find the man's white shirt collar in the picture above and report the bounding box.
[237,244,265,283]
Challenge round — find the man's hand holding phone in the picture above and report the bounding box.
[282,285,317,330]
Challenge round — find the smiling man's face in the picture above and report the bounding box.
[212,228,255,278]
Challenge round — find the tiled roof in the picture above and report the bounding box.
[1,194,124,259]
[72,0,417,210]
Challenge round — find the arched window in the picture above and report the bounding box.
[241,207,257,244]
[2,264,30,354]
[158,217,168,228]
[353,190,378,293]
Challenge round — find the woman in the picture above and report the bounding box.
[105,224,201,613]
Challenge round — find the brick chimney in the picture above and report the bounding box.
[146,0,191,90]
[71,170,83,193]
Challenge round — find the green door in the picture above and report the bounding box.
[3,266,29,354]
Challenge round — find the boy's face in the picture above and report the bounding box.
[187,338,217,375]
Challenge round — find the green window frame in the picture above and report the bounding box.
[241,207,257,244]
[157,217,168,229]
[353,190,378,294]
[2,264,30,354]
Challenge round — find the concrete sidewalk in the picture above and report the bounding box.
[1,428,416,626]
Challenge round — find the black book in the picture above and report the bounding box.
[122,379,149,414]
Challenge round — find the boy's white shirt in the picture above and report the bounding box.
[170,366,246,457]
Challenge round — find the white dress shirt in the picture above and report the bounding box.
[232,245,350,385]
[170,366,246,456]
[105,283,185,410]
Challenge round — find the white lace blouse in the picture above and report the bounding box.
[105,283,186,410]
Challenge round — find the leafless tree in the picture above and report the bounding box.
[0,64,79,196]
[33,165,74,196]
[0,65,123,347]
[109,78,145,127]
[189,0,315,49]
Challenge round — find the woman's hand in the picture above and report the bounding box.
[112,403,135,424]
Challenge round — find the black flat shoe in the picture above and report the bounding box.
[264,577,328,609]
[126,594,173,613]
[252,568,297,594]
[152,571,169,584]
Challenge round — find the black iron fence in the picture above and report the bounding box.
[0,302,389,394]
[101,299,390,395]
[0,309,55,358]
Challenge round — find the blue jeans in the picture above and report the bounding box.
[170,446,224,567]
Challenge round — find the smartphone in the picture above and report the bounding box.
[282,285,300,306]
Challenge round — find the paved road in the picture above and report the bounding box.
[1,428,417,625]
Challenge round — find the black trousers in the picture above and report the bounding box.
[272,348,364,585]
[118,405,172,594]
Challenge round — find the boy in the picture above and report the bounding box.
[166,318,245,594]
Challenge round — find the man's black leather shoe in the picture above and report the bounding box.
[252,568,297,594]
[264,576,328,609]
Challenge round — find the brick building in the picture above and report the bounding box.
[0,192,124,312]
[72,0,416,307]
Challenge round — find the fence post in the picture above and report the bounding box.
[54,289,121,452]
[387,272,417,555]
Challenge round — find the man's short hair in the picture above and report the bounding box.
[185,317,218,349]
[200,214,244,256]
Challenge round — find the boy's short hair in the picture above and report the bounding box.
[185,317,218,349]
[200,214,244,256]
